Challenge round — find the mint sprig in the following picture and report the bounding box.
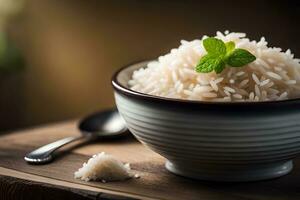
[195,37,256,74]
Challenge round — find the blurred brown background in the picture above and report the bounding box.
[1,0,300,131]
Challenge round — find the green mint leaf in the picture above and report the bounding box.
[195,37,256,74]
[203,37,226,56]
[226,48,256,67]
[225,41,235,53]
[196,55,222,73]
[214,61,226,74]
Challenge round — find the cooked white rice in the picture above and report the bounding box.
[128,31,300,101]
[74,152,131,182]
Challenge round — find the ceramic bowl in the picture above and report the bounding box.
[112,60,300,182]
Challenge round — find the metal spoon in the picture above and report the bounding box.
[24,109,127,164]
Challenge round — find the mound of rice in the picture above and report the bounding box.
[128,31,300,102]
[74,152,132,182]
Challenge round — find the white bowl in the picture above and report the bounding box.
[112,60,300,182]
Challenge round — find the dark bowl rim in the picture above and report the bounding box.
[111,60,300,107]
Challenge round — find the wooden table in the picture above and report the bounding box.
[0,121,299,200]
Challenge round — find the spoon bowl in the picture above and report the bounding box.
[79,110,127,137]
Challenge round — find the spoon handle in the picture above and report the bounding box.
[24,135,85,164]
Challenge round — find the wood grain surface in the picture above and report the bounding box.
[0,121,300,200]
